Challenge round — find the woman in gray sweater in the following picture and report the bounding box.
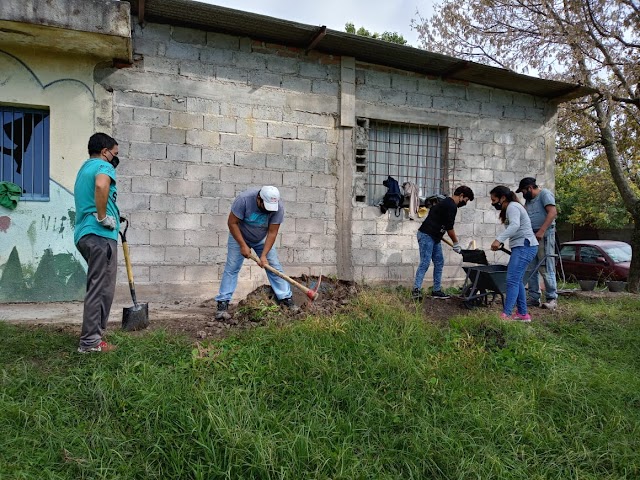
[489,185,539,321]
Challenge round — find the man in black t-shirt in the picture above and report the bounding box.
[412,185,474,300]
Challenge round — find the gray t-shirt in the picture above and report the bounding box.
[525,188,556,230]
[496,201,539,248]
[231,188,285,244]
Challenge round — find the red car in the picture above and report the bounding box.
[557,240,632,281]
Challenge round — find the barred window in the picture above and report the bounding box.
[367,121,447,205]
[1,106,50,201]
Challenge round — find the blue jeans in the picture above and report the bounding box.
[527,227,557,302]
[215,234,292,302]
[504,241,538,316]
[414,231,444,291]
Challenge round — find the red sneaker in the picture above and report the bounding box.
[512,313,532,322]
[77,341,117,353]
[499,313,514,321]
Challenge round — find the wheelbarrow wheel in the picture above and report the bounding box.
[462,285,486,309]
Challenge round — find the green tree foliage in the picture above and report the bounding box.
[413,0,640,291]
[345,22,408,45]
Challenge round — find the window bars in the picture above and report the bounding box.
[0,106,50,201]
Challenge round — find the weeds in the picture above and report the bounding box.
[1,292,639,479]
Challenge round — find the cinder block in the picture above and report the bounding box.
[281,233,312,247]
[151,127,187,145]
[202,148,234,166]
[297,187,325,203]
[234,152,266,168]
[165,246,200,263]
[297,126,328,142]
[216,67,248,84]
[134,108,170,127]
[170,112,204,130]
[299,62,329,79]
[283,139,312,157]
[187,97,220,115]
[251,169,282,185]
[200,214,229,230]
[312,80,339,96]
[130,211,167,229]
[206,32,239,50]
[144,57,179,75]
[150,229,185,245]
[185,164,220,181]
[266,154,296,170]
[185,265,218,282]
[294,249,323,264]
[406,92,432,109]
[219,103,253,118]
[202,182,236,198]
[187,129,220,147]
[167,179,202,196]
[309,234,333,249]
[151,95,187,112]
[114,124,151,143]
[311,173,337,189]
[167,145,202,163]
[132,177,167,194]
[127,245,166,264]
[165,42,201,61]
[297,157,327,173]
[118,194,150,211]
[267,122,296,139]
[284,111,335,128]
[311,143,336,159]
[151,161,186,179]
[311,203,334,219]
[149,265,186,283]
[283,171,312,187]
[200,47,234,65]
[116,266,150,284]
[186,197,219,214]
[123,228,150,245]
[115,91,152,107]
[249,71,282,88]
[233,51,267,70]
[284,202,312,218]
[470,168,494,182]
[150,195,186,212]
[179,61,215,79]
[220,166,253,183]
[353,249,377,264]
[236,119,268,137]
[185,230,220,247]
[352,220,376,235]
[252,137,282,154]
[132,37,159,56]
[171,26,206,45]
[281,76,312,93]
[220,134,252,151]
[167,213,201,230]
[392,75,418,92]
[199,247,229,264]
[296,218,324,234]
[266,57,299,74]
[204,115,237,134]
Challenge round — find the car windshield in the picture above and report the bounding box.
[603,244,632,263]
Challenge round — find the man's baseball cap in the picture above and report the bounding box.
[516,177,537,193]
[259,186,280,211]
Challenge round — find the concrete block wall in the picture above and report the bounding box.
[352,63,556,287]
[106,21,340,300]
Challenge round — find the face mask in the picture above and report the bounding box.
[108,155,120,169]
[523,191,533,201]
[491,201,502,210]
[457,200,467,208]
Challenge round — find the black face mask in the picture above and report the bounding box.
[457,200,467,208]
[523,191,533,201]
[491,201,502,210]
[108,156,120,169]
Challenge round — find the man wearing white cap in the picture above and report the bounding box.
[215,186,296,320]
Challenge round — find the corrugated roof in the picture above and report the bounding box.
[127,0,593,100]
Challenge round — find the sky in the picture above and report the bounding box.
[199,0,436,47]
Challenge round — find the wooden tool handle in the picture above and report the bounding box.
[249,253,318,300]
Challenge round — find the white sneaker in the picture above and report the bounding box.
[542,299,557,310]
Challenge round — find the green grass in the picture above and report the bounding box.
[1,291,640,479]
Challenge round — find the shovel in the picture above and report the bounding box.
[119,217,149,331]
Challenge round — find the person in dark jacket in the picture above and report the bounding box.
[412,186,474,300]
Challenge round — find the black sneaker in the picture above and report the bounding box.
[215,300,231,320]
[526,298,541,308]
[431,290,450,299]
[411,288,423,301]
[279,297,300,313]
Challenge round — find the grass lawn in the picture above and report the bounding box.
[1,290,640,479]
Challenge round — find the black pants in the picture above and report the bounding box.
[77,234,117,349]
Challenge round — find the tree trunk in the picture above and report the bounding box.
[629,222,640,293]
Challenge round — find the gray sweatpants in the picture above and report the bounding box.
[77,234,118,349]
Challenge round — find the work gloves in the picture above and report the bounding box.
[452,242,462,254]
[94,213,116,230]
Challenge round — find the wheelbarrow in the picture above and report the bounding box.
[459,245,557,309]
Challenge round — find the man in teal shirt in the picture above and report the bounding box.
[74,133,120,353]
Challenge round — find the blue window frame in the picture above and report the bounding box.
[0,106,50,201]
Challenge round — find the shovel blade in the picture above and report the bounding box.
[122,303,149,331]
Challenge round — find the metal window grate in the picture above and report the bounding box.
[367,121,450,205]
[0,106,50,201]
